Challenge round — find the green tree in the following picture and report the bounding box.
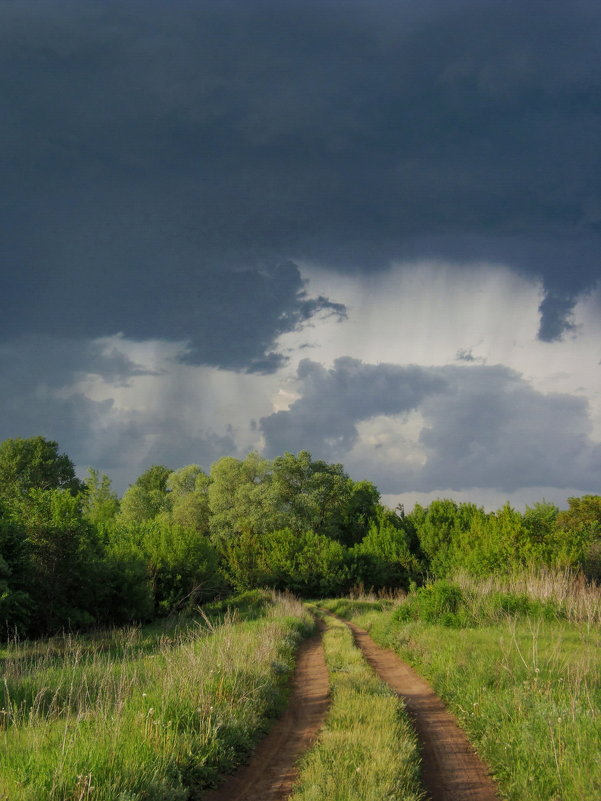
[0,500,32,635]
[268,451,357,541]
[557,495,601,578]
[522,501,560,565]
[410,499,484,577]
[457,504,525,576]
[337,480,381,546]
[222,527,347,596]
[82,468,119,525]
[119,465,172,524]
[0,436,83,501]
[208,454,273,542]
[351,507,419,589]
[19,489,101,633]
[165,465,211,531]
[107,519,221,614]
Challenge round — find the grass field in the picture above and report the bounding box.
[321,576,601,801]
[290,608,424,801]
[0,591,312,801]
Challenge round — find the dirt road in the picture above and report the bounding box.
[344,618,500,801]
[202,626,329,801]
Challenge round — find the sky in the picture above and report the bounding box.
[1,0,600,510]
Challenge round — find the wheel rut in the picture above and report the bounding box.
[202,624,329,801]
[343,618,500,801]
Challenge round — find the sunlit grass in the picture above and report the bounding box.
[324,585,601,801]
[0,592,312,801]
[290,608,424,801]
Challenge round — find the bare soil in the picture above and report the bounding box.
[344,618,500,801]
[202,626,329,801]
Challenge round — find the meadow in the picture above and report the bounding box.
[321,571,601,801]
[0,591,312,801]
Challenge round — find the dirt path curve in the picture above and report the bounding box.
[343,618,500,801]
[202,625,329,801]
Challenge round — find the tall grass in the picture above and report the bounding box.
[452,568,601,626]
[290,609,424,801]
[0,592,312,801]
[326,580,601,801]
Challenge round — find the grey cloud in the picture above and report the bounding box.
[0,335,153,391]
[0,336,238,491]
[1,0,600,361]
[260,357,447,457]
[537,290,577,342]
[417,366,601,492]
[455,348,484,364]
[260,358,601,494]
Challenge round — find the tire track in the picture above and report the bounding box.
[202,624,329,801]
[342,618,500,801]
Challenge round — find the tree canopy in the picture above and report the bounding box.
[0,436,83,500]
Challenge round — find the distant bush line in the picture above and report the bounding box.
[0,436,599,638]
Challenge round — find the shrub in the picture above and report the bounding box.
[394,581,468,627]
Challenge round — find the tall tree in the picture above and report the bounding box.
[0,436,83,501]
[208,453,273,542]
[82,468,120,525]
[165,465,211,531]
[119,465,172,524]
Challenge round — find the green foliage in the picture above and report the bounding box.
[104,519,222,615]
[134,465,172,494]
[337,479,381,546]
[268,451,355,542]
[118,465,173,526]
[394,581,467,627]
[165,464,210,531]
[83,468,120,525]
[349,507,419,589]
[208,453,273,542]
[408,500,485,577]
[0,436,84,500]
[223,527,347,596]
[344,598,601,801]
[0,500,32,634]
[1,434,599,638]
[557,495,601,578]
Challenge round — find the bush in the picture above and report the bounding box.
[394,581,468,627]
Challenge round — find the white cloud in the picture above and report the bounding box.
[279,261,601,436]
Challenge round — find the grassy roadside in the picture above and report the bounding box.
[321,593,601,801]
[0,591,313,801]
[290,607,424,801]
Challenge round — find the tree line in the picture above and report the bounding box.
[0,436,599,638]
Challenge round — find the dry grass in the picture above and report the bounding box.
[452,568,601,626]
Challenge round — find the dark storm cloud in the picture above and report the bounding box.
[1,0,600,363]
[260,359,601,493]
